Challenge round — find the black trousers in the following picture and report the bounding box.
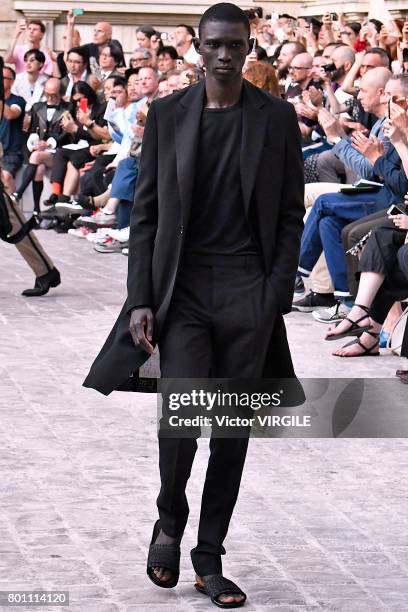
[158,254,277,576]
[79,155,116,196]
[359,226,408,325]
[341,210,394,298]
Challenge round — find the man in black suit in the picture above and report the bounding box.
[13,77,69,213]
[84,3,304,606]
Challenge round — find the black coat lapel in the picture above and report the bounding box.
[174,80,205,227]
[240,81,268,215]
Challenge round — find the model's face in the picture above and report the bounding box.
[67,52,85,76]
[157,53,176,74]
[198,21,249,82]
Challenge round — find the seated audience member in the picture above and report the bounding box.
[324,221,408,359]
[243,61,279,96]
[295,135,408,311]
[156,46,178,76]
[125,69,142,101]
[98,43,123,81]
[5,19,53,75]
[173,24,200,65]
[12,78,69,213]
[129,48,153,69]
[44,81,108,206]
[12,49,48,111]
[166,70,182,93]
[0,65,26,193]
[158,77,170,98]
[60,47,89,98]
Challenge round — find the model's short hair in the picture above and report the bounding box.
[177,24,196,38]
[198,4,250,38]
[27,19,46,34]
[23,48,46,64]
[157,46,178,60]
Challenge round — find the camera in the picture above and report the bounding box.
[322,63,336,73]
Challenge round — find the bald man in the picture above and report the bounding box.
[286,52,318,101]
[13,78,70,214]
[82,21,125,70]
[314,67,392,186]
[293,67,394,313]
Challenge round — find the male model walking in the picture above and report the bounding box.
[84,3,304,607]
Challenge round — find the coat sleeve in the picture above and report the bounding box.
[126,101,159,312]
[268,104,304,314]
[373,148,408,199]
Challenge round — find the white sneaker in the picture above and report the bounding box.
[68,227,91,239]
[107,227,130,243]
[312,301,352,324]
[86,228,110,243]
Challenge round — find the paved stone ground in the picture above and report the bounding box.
[1,231,408,612]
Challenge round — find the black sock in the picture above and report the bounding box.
[32,181,44,213]
[16,163,38,199]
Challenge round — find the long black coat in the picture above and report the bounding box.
[84,79,305,395]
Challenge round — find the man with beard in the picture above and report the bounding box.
[84,2,304,607]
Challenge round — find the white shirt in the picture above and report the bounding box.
[182,44,200,66]
[12,73,48,111]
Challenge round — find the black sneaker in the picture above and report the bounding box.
[292,291,336,312]
[43,193,59,207]
[294,275,305,294]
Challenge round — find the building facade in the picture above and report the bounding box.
[1,1,407,60]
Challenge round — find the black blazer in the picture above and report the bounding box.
[28,101,70,147]
[84,79,305,395]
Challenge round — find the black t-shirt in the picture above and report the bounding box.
[0,94,25,154]
[184,100,257,256]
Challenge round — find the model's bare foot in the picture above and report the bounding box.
[332,331,379,357]
[326,304,370,339]
[195,574,245,605]
[151,529,181,583]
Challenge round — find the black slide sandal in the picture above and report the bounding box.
[194,574,247,608]
[146,520,180,588]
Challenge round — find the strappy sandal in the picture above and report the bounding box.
[146,520,180,588]
[325,303,372,341]
[194,574,247,608]
[333,330,380,357]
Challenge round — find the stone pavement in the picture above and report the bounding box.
[1,231,408,612]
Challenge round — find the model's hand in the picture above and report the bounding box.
[129,307,155,354]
